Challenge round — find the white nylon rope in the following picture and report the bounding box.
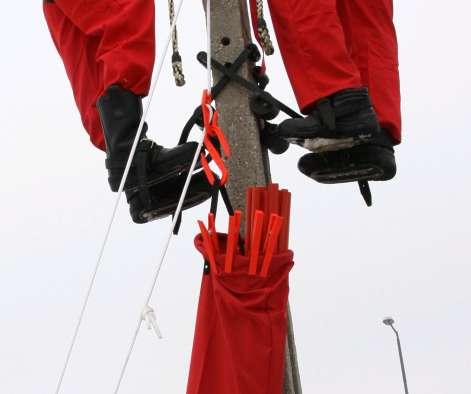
[54,0,189,392]
[112,0,213,392]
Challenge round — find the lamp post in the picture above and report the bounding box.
[383,317,409,394]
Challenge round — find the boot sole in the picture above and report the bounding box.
[286,133,373,153]
[298,144,397,184]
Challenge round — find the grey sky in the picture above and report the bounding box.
[1,1,470,393]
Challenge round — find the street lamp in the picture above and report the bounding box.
[383,317,409,394]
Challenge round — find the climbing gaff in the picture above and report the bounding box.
[187,184,294,394]
[359,181,372,207]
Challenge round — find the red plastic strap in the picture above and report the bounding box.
[200,90,231,186]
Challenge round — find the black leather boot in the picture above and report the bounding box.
[97,84,200,192]
[279,88,385,151]
[97,85,212,223]
[277,88,397,183]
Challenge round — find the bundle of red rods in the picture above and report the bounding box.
[198,183,291,277]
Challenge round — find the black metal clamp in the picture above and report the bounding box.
[180,44,374,207]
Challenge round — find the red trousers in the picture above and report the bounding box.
[268,0,401,142]
[43,0,155,150]
[44,0,401,150]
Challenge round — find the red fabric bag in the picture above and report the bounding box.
[187,233,294,394]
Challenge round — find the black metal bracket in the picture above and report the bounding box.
[179,44,373,208]
[197,46,299,155]
[197,50,302,119]
[179,44,262,145]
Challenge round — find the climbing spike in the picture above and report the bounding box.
[358,181,373,207]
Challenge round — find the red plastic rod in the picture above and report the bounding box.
[208,213,219,253]
[248,210,264,275]
[278,190,291,252]
[245,188,253,256]
[260,215,284,278]
[198,220,217,271]
[224,210,242,273]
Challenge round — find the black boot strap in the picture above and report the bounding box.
[135,141,154,208]
[316,99,336,131]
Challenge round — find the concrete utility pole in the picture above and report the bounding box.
[206,0,302,392]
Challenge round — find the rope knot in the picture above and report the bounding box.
[142,305,163,339]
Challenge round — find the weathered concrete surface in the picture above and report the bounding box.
[207,1,302,392]
[208,0,269,212]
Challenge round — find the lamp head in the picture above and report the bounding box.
[382,317,395,326]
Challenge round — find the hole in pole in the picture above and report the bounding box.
[221,37,231,46]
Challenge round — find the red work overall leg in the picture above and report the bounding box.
[43,0,155,150]
[267,0,401,143]
[337,0,401,142]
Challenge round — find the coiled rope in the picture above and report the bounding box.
[255,0,274,55]
[169,0,186,86]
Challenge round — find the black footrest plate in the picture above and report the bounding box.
[298,144,396,184]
